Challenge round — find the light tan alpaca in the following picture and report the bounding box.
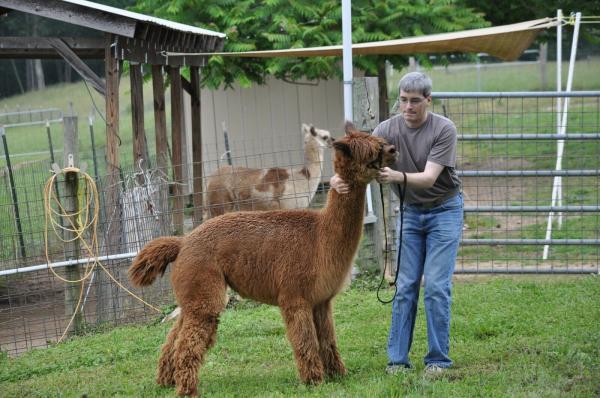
[206,124,334,217]
[128,123,396,397]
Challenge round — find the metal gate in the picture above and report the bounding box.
[386,91,600,274]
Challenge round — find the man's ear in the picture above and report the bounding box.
[333,141,352,158]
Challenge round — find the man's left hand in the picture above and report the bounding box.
[377,167,403,184]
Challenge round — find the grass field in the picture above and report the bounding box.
[390,58,600,93]
[1,275,599,397]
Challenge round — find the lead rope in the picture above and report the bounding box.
[376,172,407,304]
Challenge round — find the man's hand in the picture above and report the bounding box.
[330,174,350,194]
[377,167,404,184]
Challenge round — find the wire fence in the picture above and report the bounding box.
[0,91,599,356]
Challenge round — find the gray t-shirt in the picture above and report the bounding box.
[373,112,461,204]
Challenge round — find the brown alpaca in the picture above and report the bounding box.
[128,123,396,397]
[206,124,334,217]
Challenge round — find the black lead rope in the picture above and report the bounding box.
[376,172,407,304]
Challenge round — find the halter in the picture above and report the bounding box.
[367,142,387,170]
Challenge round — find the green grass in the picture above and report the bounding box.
[1,275,599,397]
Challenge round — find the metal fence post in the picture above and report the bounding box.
[88,115,99,180]
[0,126,26,259]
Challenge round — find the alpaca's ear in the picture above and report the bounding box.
[310,125,317,136]
[344,120,358,136]
[302,123,310,134]
[333,141,352,158]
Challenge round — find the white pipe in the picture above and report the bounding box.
[342,0,353,122]
[341,0,376,218]
[366,183,374,217]
[0,251,138,276]
[556,9,563,228]
[556,9,563,142]
[543,11,581,260]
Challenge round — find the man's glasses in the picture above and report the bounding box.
[399,97,426,105]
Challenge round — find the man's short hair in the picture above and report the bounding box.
[398,72,432,97]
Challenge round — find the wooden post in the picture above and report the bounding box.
[98,33,122,323]
[169,66,184,234]
[152,65,171,235]
[130,62,149,179]
[190,66,203,227]
[353,77,387,276]
[104,33,122,251]
[63,115,84,333]
[152,65,169,173]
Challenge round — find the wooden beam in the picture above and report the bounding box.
[190,66,203,227]
[181,75,193,95]
[47,38,106,96]
[62,115,83,334]
[0,37,104,59]
[152,65,168,173]
[0,0,136,38]
[169,66,185,234]
[0,35,220,64]
[130,62,148,179]
[105,35,122,240]
[114,36,210,67]
[151,65,171,235]
[353,77,386,277]
[99,33,122,322]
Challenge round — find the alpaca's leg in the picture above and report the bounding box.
[173,273,226,397]
[157,315,183,386]
[280,300,324,384]
[313,300,346,378]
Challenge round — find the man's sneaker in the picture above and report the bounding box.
[424,364,445,376]
[385,364,411,375]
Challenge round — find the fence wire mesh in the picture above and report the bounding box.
[0,92,599,356]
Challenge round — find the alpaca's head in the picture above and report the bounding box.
[302,123,335,148]
[332,122,396,185]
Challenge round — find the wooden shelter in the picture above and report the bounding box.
[0,0,226,238]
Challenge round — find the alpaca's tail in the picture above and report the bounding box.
[128,237,182,287]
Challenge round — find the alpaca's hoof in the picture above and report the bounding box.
[156,374,176,387]
[327,362,347,378]
[301,370,324,385]
[176,385,198,397]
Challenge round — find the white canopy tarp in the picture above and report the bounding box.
[178,18,557,61]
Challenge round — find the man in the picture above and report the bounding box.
[330,71,463,374]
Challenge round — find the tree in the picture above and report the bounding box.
[464,0,600,45]
[133,0,488,118]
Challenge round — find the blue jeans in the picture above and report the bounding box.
[387,193,463,368]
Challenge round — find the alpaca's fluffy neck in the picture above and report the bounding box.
[319,184,367,270]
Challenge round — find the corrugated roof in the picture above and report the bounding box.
[63,0,225,38]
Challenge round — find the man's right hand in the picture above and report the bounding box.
[330,174,350,194]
